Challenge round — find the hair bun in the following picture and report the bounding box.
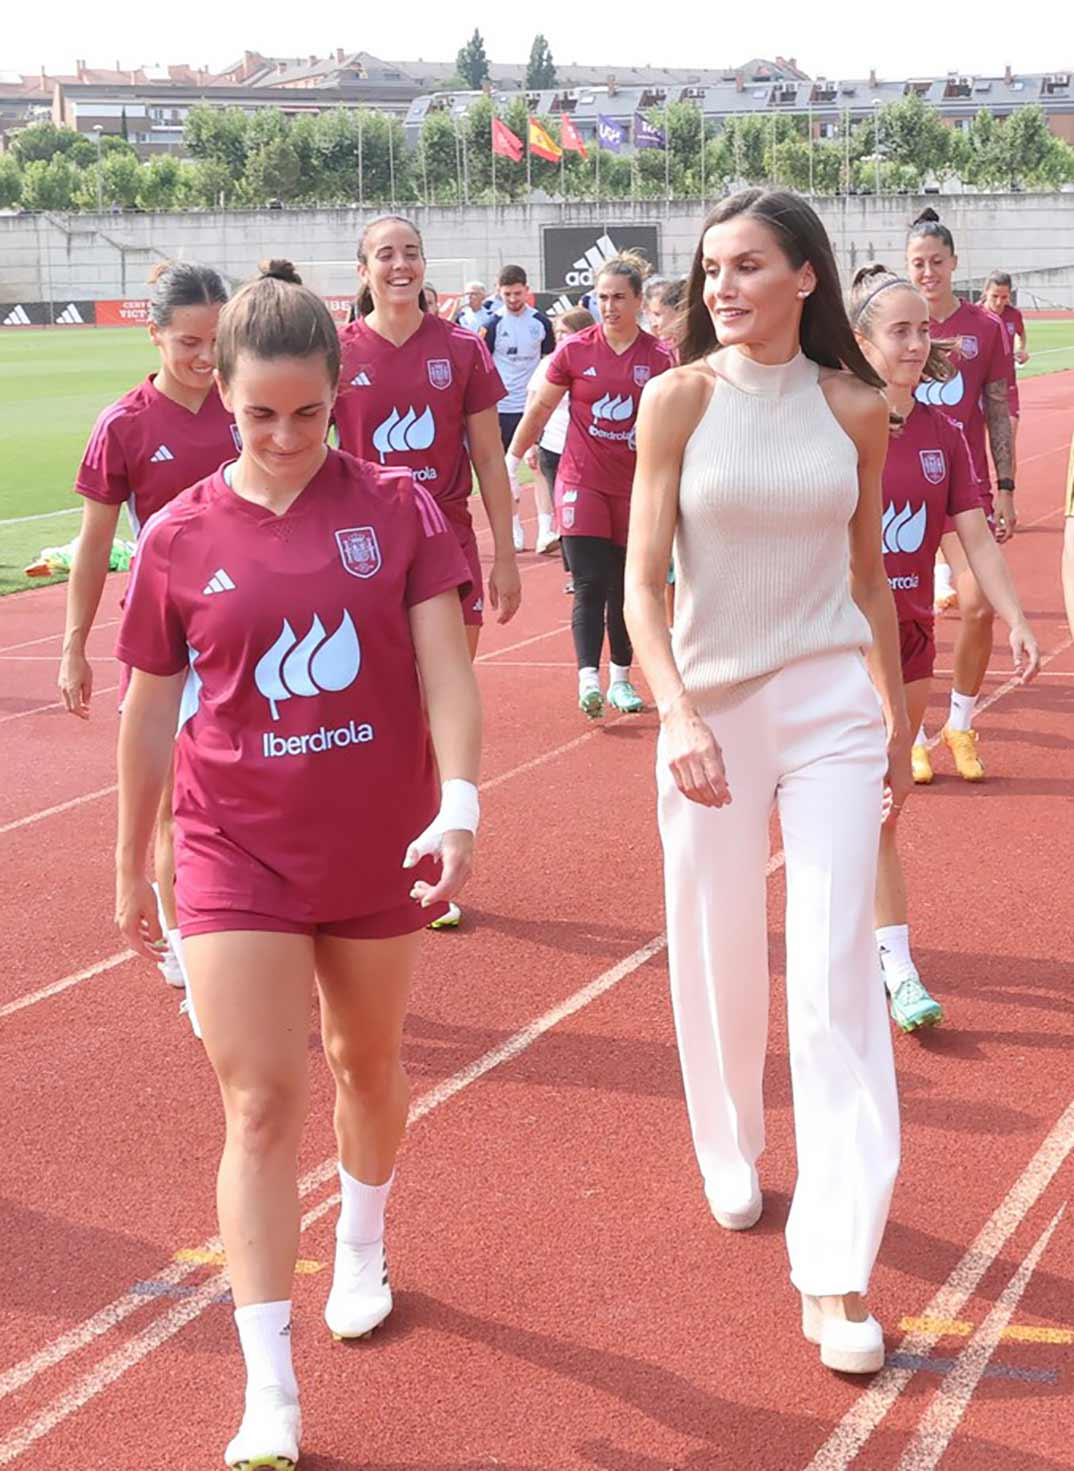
[912,207,941,225]
[258,258,302,285]
[851,263,888,288]
[147,259,175,285]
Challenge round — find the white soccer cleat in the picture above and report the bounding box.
[224,1386,301,1469]
[158,940,186,990]
[324,1238,392,1341]
[512,515,525,553]
[535,528,561,556]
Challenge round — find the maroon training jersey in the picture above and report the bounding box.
[882,402,982,624]
[913,302,1009,486]
[334,314,505,529]
[76,376,239,535]
[545,324,673,498]
[116,449,471,923]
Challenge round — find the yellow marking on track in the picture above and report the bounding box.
[899,1315,1073,1343]
[174,1250,324,1275]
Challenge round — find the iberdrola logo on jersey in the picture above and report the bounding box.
[253,612,373,758]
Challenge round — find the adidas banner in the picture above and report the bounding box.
[0,299,96,328]
[541,224,661,293]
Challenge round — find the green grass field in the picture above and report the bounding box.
[2,318,1073,596]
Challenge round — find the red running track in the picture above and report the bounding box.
[0,375,1072,1470]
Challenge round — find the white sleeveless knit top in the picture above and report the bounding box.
[672,347,872,711]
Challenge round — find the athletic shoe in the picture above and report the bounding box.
[579,688,603,720]
[887,970,944,1032]
[942,725,984,781]
[178,994,204,1041]
[225,1387,301,1469]
[801,1295,885,1375]
[325,1238,392,1341]
[606,680,645,714]
[563,579,574,595]
[535,528,560,556]
[158,940,185,990]
[429,900,461,931]
[512,516,525,553]
[911,744,933,785]
[708,1192,763,1231]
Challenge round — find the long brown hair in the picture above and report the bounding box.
[355,214,427,319]
[849,264,954,385]
[680,189,884,390]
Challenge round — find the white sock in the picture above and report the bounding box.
[234,1300,297,1402]
[935,562,954,596]
[609,662,631,687]
[337,1165,393,1246]
[877,925,915,993]
[948,689,976,733]
[915,724,927,746]
[579,666,600,694]
[537,511,553,537]
[512,511,524,532]
[169,928,202,1040]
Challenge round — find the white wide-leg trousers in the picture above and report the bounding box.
[657,651,900,1295]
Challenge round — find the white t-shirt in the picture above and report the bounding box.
[530,357,570,456]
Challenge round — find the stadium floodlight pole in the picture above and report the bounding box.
[699,100,706,205]
[844,107,851,194]
[93,125,103,211]
[872,98,882,196]
[421,134,430,206]
[808,101,814,194]
[665,112,671,202]
[358,110,364,206]
[388,119,397,210]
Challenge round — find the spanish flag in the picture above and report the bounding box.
[529,117,563,163]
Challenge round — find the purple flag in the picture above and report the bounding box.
[634,114,667,150]
[597,114,625,153]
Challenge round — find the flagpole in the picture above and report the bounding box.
[358,110,364,205]
[491,109,496,206]
[526,117,532,196]
[595,130,600,208]
[665,112,671,203]
[699,101,706,204]
[388,119,396,209]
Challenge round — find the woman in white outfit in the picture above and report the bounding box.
[626,189,911,1374]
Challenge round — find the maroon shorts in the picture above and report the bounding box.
[899,618,936,685]
[556,485,631,547]
[454,523,484,627]
[179,896,447,941]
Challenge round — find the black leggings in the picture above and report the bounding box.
[563,535,632,671]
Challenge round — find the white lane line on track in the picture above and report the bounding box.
[474,622,570,663]
[0,786,118,837]
[0,848,791,1455]
[0,683,119,728]
[0,506,81,527]
[0,951,135,1021]
[893,1206,1066,1471]
[0,620,119,656]
[803,1100,1074,1471]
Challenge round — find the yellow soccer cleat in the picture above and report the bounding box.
[942,725,984,782]
[911,744,933,784]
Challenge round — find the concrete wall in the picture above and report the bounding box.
[2,193,1073,307]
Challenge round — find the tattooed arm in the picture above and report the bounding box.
[984,378,1016,540]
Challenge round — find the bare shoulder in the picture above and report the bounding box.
[640,361,714,438]
[819,368,888,443]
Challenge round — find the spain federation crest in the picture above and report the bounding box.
[633,364,651,387]
[335,526,382,579]
[958,335,979,359]
[427,359,453,390]
[919,450,946,485]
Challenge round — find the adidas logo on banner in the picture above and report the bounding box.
[202,568,236,595]
[547,294,575,318]
[150,444,175,463]
[3,305,31,326]
[350,371,372,387]
[566,233,619,287]
[56,303,84,325]
[583,366,598,377]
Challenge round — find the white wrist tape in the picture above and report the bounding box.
[402,780,480,869]
[505,452,522,494]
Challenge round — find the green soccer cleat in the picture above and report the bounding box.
[606,680,645,714]
[888,971,944,1033]
[579,688,604,720]
[428,901,462,930]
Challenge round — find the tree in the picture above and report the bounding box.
[1003,105,1053,186]
[960,109,1008,189]
[176,158,237,209]
[0,155,22,208]
[245,136,303,205]
[874,94,950,188]
[100,133,139,161]
[456,29,490,90]
[419,110,464,204]
[526,35,556,91]
[11,122,70,165]
[19,156,80,210]
[184,105,249,175]
[136,156,183,211]
[1029,135,1074,188]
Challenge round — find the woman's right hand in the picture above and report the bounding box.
[59,648,93,720]
[662,697,731,808]
[524,446,539,471]
[116,871,167,963]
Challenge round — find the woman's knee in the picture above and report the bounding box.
[222,1077,307,1155]
[325,1035,407,1107]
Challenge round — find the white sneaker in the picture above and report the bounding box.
[224,1386,301,1468]
[324,1238,392,1341]
[512,515,525,553]
[707,1191,763,1231]
[158,939,185,990]
[535,528,560,556]
[801,1295,885,1374]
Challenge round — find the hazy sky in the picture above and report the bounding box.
[4,0,1066,80]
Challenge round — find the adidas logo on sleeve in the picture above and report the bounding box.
[202,568,237,595]
[351,371,372,386]
[150,445,175,463]
[583,366,598,377]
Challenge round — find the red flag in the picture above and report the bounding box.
[560,113,588,161]
[492,116,524,162]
